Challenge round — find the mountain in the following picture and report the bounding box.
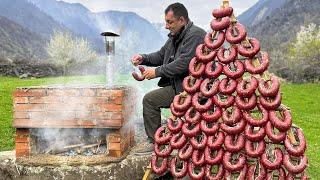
[28,0,99,41]
[244,0,319,51]
[0,0,67,38]
[238,0,320,77]
[92,11,165,52]
[237,0,286,27]
[0,16,47,60]
[28,0,165,53]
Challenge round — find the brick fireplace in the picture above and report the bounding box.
[12,85,136,158]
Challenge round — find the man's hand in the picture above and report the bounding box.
[143,68,156,80]
[131,54,143,66]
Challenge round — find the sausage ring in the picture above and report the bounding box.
[210,17,231,31]
[283,154,308,174]
[185,106,201,124]
[178,143,193,160]
[265,121,286,143]
[245,52,269,74]
[154,143,172,158]
[284,128,307,157]
[188,162,205,180]
[226,23,247,44]
[205,61,223,78]
[172,93,192,111]
[269,108,292,132]
[244,124,266,142]
[204,147,224,165]
[224,134,245,153]
[189,57,205,78]
[236,76,258,97]
[260,148,283,170]
[192,92,212,112]
[213,94,235,108]
[222,106,242,125]
[196,44,217,63]
[191,149,205,166]
[258,75,280,97]
[259,91,281,110]
[170,157,188,178]
[182,122,200,137]
[222,152,246,172]
[205,164,224,180]
[235,94,257,110]
[200,120,219,136]
[132,66,145,81]
[151,155,168,175]
[212,7,233,18]
[170,103,185,117]
[223,60,245,79]
[190,132,208,150]
[167,117,183,133]
[182,76,203,94]
[220,118,246,135]
[154,126,172,145]
[217,46,238,64]
[218,77,237,95]
[204,31,225,50]
[238,38,260,57]
[242,104,268,127]
[245,140,266,158]
[200,78,220,97]
[170,132,187,149]
[201,106,222,122]
[207,131,225,150]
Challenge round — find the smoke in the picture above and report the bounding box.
[26,9,167,155]
[31,128,110,155]
[24,83,153,155]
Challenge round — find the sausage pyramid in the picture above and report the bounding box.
[150,4,308,180]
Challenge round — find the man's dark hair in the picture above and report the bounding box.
[165,3,189,21]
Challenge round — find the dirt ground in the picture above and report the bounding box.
[0,148,151,180]
[0,123,153,180]
[0,122,179,180]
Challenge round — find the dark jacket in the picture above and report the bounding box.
[141,21,206,94]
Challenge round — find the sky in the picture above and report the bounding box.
[61,0,259,29]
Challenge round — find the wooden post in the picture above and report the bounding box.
[223,0,230,7]
[142,163,152,180]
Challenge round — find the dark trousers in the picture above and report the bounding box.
[143,86,176,142]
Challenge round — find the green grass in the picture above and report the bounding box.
[0,75,106,151]
[0,76,319,177]
[280,83,320,177]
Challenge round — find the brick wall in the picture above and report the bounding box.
[13,85,135,128]
[15,129,31,157]
[12,85,136,157]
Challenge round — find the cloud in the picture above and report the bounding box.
[61,0,259,29]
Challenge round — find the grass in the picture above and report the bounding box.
[0,75,106,151]
[0,76,319,177]
[280,83,320,177]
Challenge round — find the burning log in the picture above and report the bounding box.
[47,143,85,154]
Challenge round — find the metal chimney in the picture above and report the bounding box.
[101,31,120,86]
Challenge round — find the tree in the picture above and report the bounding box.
[286,23,320,82]
[46,31,98,75]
